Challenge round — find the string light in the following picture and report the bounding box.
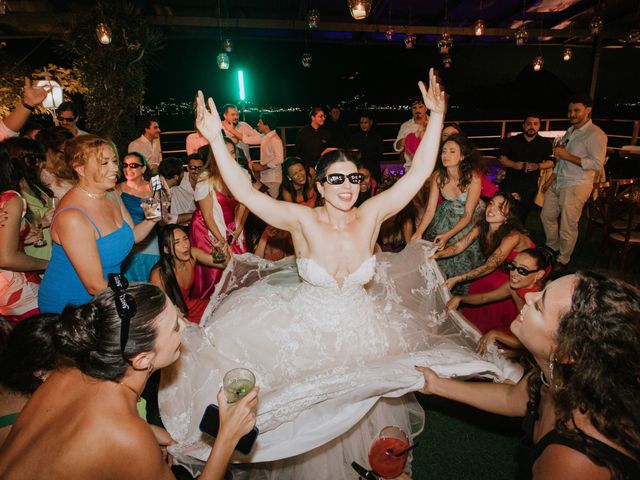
[301,52,312,68]
[533,55,544,71]
[590,16,603,35]
[515,25,528,45]
[217,53,229,70]
[562,47,573,61]
[404,33,416,49]
[95,23,112,45]
[385,27,394,41]
[348,0,372,20]
[223,38,233,53]
[438,32,453,54]
[307,9,320,29]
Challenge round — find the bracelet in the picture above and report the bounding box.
[22,101,36,112]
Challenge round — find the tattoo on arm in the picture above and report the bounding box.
[457,247,505,283]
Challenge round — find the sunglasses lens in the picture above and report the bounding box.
[326,174,345,185]
[348,173,365,184]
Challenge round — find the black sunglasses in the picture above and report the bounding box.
[321,173,365,185]
[506,262,540,276]
[188,165,203,171]
[57,116,75,122]
[107,274,137,360]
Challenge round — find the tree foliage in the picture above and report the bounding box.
[60,0,162,152]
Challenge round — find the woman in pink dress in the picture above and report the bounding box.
[433,192,532,333]
[189,138,247,299]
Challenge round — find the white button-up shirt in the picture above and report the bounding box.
[170,173,196,215]
[243,130,284,184]
[128,134,163,168]
[554,120,607,188]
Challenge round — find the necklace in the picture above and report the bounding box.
[119,381,141,400]
[78,186,106,199]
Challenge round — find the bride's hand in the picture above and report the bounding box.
[195,90,223,143]
[418,68,445,115]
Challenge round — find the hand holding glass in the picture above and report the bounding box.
[223,368,255,404]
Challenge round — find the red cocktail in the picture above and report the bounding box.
[368,426,410,479]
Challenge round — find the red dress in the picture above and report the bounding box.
[462,241,535,334]
[179,267,208,324]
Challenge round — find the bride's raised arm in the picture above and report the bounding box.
[195,91,308,232]
[360,68,445,224]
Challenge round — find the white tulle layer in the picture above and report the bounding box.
[159,241,522,478]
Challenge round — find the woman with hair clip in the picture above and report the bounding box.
[189,138,248,299]
[446,246,553,354]
[417,272,640,479]
[159,70,520,478]
[0,281,258,479]
[410,133,484,293]
[150,225,229,324]
[117,151,161,282]
[38,135,158,314]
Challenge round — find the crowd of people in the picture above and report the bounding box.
[0,71,638,480]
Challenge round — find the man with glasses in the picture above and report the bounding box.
[56,102,89,137]
[128,116,162,170]
[295,106,330,174]
[167,153,203,218]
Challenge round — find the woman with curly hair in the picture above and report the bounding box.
[434,191,533,332]
[411,134,484,292]
[417,271,640,479]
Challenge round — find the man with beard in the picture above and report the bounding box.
[294,106,330,173]
[540,95,608,269]
[498,115,553,222]
[393,96,429,169]
[221,103,259,162]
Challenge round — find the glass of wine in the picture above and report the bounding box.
[368,426,411,479]
[31,211,47,248]
[223,368,255,404]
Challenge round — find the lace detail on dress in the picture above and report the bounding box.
[296,256,376,290]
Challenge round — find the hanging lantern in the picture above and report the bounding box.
[348,0,372,21]
[95,23,112,45]
[385,26,394,41]
[302,52,312,68]
[438,32,453,54]
[533,55,544,71]
[35,79,64,111]
[307,9,320,29]
[627,29,640,45]
[442,55,452,69]
[217,52,230,70]
[404,33,416,49]
[223,38,233,53]
[474,19,485,37]
[0,0,7,15]
[590,16,603,35]
[515,25,528,46]
[562,47,573,61]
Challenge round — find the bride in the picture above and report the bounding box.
[159,70,520,478]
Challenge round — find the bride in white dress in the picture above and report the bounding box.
[159,70,521,478]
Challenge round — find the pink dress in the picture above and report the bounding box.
[462,241,535,334]
[189,190,247,299]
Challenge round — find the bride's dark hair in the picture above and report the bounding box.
[314,149,357,182]
[53,284,166,381]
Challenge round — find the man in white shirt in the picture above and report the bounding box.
[168,153,205,218]
[540,95,608,268]
[393,96,429,168]
[220,104,258,161]
[128,117,163,170]
[56,102,89,136]
[241,113,285,198]
[158,156,198,225]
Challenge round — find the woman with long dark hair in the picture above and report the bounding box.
[150,225,228,324]
[418,272,640,479]
[279,156,317,207]
[410,134,484,292]
[433,191,533,333]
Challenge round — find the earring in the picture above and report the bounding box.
[549,353,555,383]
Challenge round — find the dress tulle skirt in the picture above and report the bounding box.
[159,241,522,479]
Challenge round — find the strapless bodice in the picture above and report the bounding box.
[296,256,376,290]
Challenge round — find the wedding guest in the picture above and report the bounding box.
[393,96,429,168]
[36,126,75,200]
[0,144,47,323]
[418,272,640,480]
[168,153,203,217]
[189,139,248,298]
[446,247,553,352]
[433,192,533,330]
[150,225,229,324]
[348,112,384,182]
[38,135,157,314]
[128,117,162,170]
[0,78,48,142]
[280,157,317,207]
[0,284,259,480]
[157,157,193,225]
[0,314,57,447]
[56,102,89,137]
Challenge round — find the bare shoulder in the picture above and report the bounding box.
[534,443,611,480]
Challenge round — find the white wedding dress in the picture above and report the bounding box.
[159,241,522,478]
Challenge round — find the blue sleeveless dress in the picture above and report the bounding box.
[38,205,134,313]
[120,191,160,282]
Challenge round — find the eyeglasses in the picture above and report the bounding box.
[107,274,137,360]
[506,262,540,276]
[321,173,365,185]
[57,116,75,123]
[188,165,203,171]
[123,162,143,169]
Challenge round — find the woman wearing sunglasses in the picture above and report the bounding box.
[159,71,519,478]
[418,272,640,480]
[0,282,258,480]
[116,152,161,283]
[446,247,553,354]
[433,192,533,333]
